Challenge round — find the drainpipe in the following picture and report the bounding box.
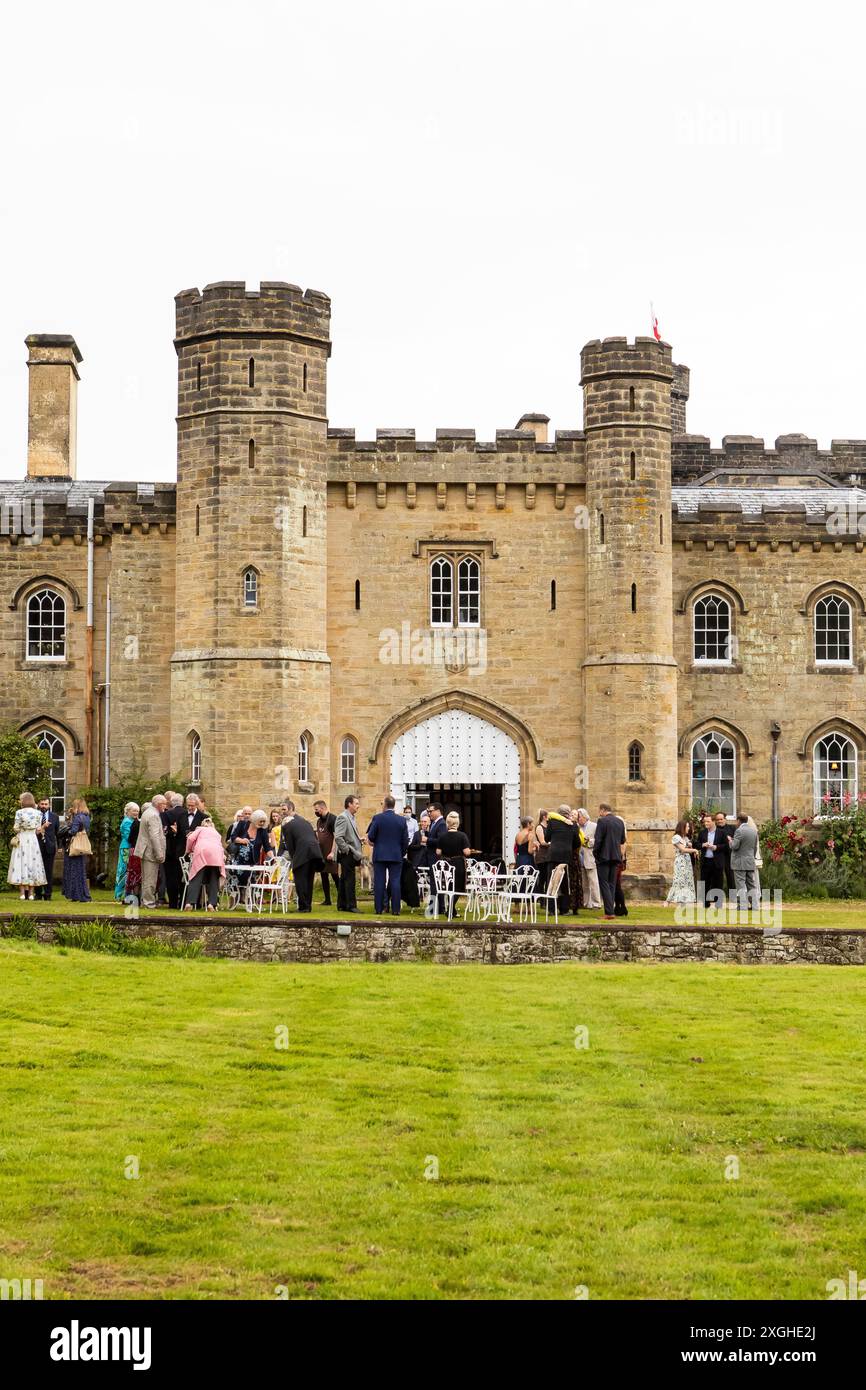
[84,496,94,783]
[770,722,781,821]
[103,583,111,786]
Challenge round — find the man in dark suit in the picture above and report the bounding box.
[424,803,447,869]
[184,793,207,836]
[713,812,735,896]
[279,801,324,912]
[593,803,626,919]
[696,812,726,900]
[35,797,60,900]
[161,792,189,910]
[313,798,340,907]
[366,795,409,915]
[334,795,363,912]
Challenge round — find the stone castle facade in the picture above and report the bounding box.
[2,279,866,877]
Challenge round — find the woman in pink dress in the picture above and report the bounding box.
[184,817,226,912]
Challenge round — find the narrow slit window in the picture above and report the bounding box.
[243,568,258,608]
[354,579,361,611]
[248,357,255,388]
[631,583,637,613]
[629,386,635,411]
[195,504,200,538]
[599,511,605,544]
[191,732,202,783]
[630,450,636,480]
[248,438,256,469]
[303,362,308,392]
[659,514,664,545]
[302,505,308,538]
[196,361,202,391]
[298,733,310,783]
[628,741,643,782]
[550,579,557,611]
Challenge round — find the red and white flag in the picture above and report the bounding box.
[651,302,662,342]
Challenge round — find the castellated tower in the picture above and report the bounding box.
[580,337,679,874]
[171,281,331,815]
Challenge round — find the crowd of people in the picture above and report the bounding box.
[665,811,763,909]
[9,787,764,917]
[108,794,631,918]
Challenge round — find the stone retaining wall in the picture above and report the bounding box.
[14,915,866,966]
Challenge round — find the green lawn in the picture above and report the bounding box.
[0,939,864,1299]
[1,885,863,930]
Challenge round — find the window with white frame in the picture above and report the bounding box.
[430,556,453,626]
[190,731,202,783]
[26,589,66,660]
[298,733,310,783]
[340,735,357,784]
[430,554,481,627]
[693,593,732,664]
[243,568,258,608]
[31,730,66,813]
[691,730,736,814]
[814,594,852,664]
[813,732,857,813]
[457,556,481,626]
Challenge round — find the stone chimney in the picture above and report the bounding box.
[515,412,549,443]
[26,334,82,479]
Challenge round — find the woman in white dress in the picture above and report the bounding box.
[7,791,48,899]
[666,819,698,905]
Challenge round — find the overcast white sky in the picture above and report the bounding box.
[0,0,863,481]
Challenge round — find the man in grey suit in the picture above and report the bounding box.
[730,813,759,910]
[334,795,363,912]
[138,795,167,909]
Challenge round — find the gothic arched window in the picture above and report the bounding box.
[693,593,732,664]
[457,556,480,627]
[813,732,857,813]
[30,729,66,813]
[814,594,852,664]
[430,556,453,627]
[691,730,736,815]
[243,567,258,608]
[340,736,357,784]
[26,588,66,661]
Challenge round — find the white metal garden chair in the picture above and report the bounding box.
[534,861,568,924]
[248,858,292,914]
[415,865,432,910]
[431,859,470,921]
[179,854,192,910]
[465,862,502,921]
[498,864,539,923]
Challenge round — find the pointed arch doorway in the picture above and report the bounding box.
[390,709,521,861]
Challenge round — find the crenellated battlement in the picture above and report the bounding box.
[673,434,866,484]
[580,335,673,383]
[327,427,585,454]
[174,280,331,349]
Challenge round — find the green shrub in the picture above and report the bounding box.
[53,921,121,952]
[51,919,204,959]
[1,914,38,939]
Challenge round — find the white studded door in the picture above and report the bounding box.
[390,709,521,854]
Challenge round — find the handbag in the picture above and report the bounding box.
[9,834,19,849]
[69,829,92,857]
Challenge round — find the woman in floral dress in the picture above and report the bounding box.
[7,792,47,900]
[666,820,698,905]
